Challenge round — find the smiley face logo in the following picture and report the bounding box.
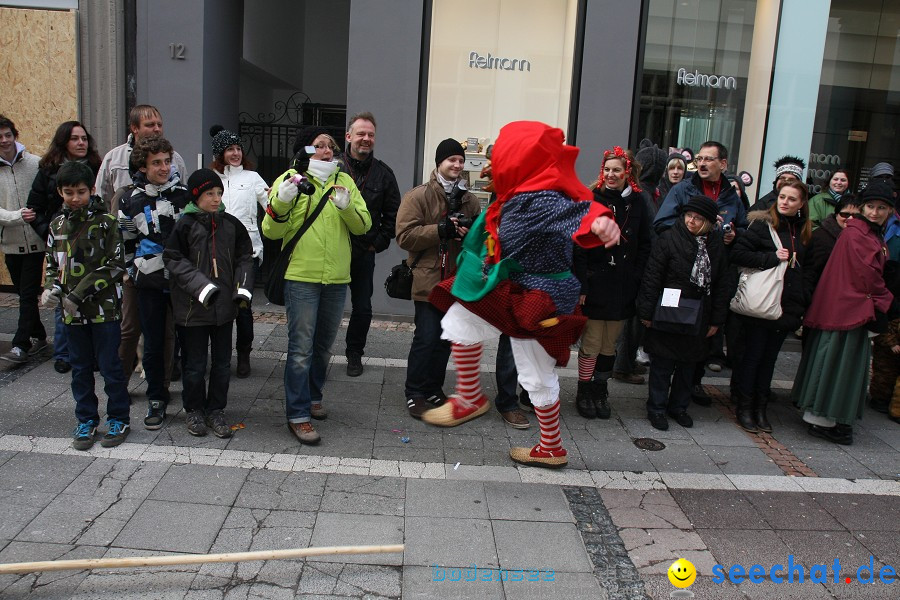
[668,558,696,588]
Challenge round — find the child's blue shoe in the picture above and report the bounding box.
[101,418,130,448]
[72,420,98,450]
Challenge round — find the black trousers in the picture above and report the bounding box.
[5,252,46,351]
[177,322,233,413]
[648,355,695,415]
[346,249,376,355]
[405,301,450,399]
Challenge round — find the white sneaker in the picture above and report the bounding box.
[636,348,650,366]
[707,362,723,373]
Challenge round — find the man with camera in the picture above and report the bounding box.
[396,138,480,418]
[343,112,401,377]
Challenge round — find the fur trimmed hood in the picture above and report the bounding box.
[746,209,773,224]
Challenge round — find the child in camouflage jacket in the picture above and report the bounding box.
[41,161,131,450]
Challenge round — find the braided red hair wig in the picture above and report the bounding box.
[596,146,642,193]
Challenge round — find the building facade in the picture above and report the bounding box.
[2,0,898,311]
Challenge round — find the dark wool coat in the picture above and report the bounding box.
[636,219,730,362]
[730,209,810,331]
[345,154,401,254]
[804,213,843,296]
[803,217,893,331]
[574,186,651,320]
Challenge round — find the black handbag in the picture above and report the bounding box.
[652,294,704,336]
[384,252,424,300]
[264,186,333,305]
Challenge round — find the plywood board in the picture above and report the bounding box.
[0,7,78,155]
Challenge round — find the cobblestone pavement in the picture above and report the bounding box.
[0,293,897,599]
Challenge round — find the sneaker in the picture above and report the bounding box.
[310,403,327,420]
[205,410,232,438]
[72,420,98,450]
[346,351,363,377]
[0,347,27,364]
[101,419,131,447]
[499,409,530,429]
[288,421,320,444]
[144,400,167,430]
[612,371,645,385]
[648,412,669,431]
[636,348,651,366]
[706,361,723,373]
[185,410,207,436]
[54,359,71,373]
[28,338,48,356]
[406,395,430,419]
[668,410,693,428]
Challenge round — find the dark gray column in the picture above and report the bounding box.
[78,0,126,152]
[135,0,242,173]
[573,0,644,183]
[347,0,425,318]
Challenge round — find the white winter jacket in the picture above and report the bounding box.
[0,142,43,254]
[218,165,268,260]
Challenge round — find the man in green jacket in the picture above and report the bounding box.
[262,126,371,444]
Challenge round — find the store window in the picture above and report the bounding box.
[422,0,579,199]
[637,0,757,165]
[808,0,900,194]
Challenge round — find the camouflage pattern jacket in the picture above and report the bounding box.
[45,196,125,324]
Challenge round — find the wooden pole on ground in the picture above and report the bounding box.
[0,544,405,575]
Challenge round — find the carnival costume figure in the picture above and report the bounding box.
[426,121,621,468]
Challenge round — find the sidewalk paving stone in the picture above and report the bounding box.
[114,499,229,554]
[492,520,593,572]
[484,481,573,523]
[148,463,248,506]
[404,516,498,569]
[405,479,489,519]
[402,565,504,599]
[308,512,404,566]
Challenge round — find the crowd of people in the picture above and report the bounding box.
[0,106,898,468]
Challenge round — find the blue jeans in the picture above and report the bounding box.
[405,301,451,399]
[494,334,520,412]
[67,321,130,424]
[136,288,170,403]
[284,280,346,423]
[345,249,376,355]
[53,306,69,361]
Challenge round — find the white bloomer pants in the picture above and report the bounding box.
[440,302,560,408]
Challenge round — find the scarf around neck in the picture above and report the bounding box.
[690,235,712,294]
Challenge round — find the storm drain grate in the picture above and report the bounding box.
[633,437,666,451]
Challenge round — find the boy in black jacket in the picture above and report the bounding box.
[164,169,253,437]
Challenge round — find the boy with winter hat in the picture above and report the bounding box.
[164,168,254,438]
[41,161,131,449]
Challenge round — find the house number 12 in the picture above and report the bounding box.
[169,43,186,59]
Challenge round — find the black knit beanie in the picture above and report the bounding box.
[209,125,242,159]
[435,138,465,166]
[681,195,718,223]
[292,126,330,155]
[634,139,667,185]
[187,168,223,199]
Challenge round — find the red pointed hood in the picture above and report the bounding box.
[491,121,592,202]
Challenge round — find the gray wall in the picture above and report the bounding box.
[304,0,350,104]
[573,0,644,183]
[346,0,425,319]
[136,0,243,174]
[77,0,126,152]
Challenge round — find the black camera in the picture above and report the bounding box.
[722,222,733,234]
[292,174,315,196]
[450,212,473,229]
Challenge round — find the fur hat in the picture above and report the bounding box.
[634,139,667,187]
[187,168,223,199]
[435,138,465,166]
[209,125,242,159]
[681,195,718,223]
[860,181,895,208]
[292,126,330,155]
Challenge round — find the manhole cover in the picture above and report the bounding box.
[633,437,666,451]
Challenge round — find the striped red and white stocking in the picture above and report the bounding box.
[452,342,484,405]
[534,400,562,452]
[578,354,597,381]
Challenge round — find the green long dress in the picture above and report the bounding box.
[791,327,870,425]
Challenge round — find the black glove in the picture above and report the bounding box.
[437,215,457,241]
